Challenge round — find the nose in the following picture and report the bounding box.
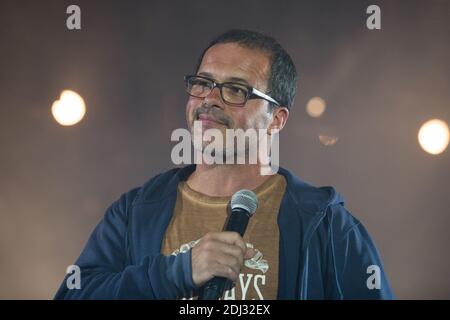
[203,86,225,108]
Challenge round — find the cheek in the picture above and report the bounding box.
[242,102,271,129]
[222,104,249,128]
[239,103,257,127]
[226,109,245,129]
[185,97,198,122]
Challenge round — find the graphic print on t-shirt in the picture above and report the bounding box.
[170,239,270,300]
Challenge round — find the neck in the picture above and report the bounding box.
[187,164,271,197]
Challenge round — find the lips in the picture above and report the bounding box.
[198,113,224,126]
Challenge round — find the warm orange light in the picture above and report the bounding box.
[318,135,339,146]
[51,90,86,126]
[306,97,326,118]
[418,119,449,155]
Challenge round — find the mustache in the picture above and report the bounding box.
[193,105,231,127]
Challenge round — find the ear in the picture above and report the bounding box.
[267,106,289,135]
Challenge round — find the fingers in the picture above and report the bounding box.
[209,260,240,281]
[244,247,257,259]
[204,231,247,253]
[202,239,244,264]
[212,250,242,278]
[191,231,248,287]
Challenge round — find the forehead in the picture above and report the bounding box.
[197,43,270,89]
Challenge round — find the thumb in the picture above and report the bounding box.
[244,248,257,259]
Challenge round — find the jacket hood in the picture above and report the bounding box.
[277,167,345,215]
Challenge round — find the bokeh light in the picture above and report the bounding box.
[318,135,339,146]
[306,97,327,118]
[51,90,86,126]
[418,119,449,155]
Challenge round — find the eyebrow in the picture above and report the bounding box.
[197,72,252,87]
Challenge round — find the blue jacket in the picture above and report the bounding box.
[55,165,394,299]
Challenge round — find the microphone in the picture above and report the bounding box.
[198,189,258,300]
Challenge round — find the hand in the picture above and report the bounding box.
[191,231,256,287]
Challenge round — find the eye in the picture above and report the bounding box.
[226,84,247,96]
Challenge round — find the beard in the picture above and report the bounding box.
[190,104,232,131]
[188,103,272,165]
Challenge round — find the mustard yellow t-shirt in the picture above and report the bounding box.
[161,174,286,300]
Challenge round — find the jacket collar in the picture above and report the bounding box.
[144,164,344,211]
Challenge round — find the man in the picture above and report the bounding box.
[55,29,394,299]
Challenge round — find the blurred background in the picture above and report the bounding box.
[0,0,449,299]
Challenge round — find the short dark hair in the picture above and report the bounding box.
[195,29,298,110]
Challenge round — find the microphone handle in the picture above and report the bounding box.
[198,276,228,300]
[223,207,251,236]
[198,208,251,300]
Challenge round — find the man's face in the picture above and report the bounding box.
[186,42,273,140]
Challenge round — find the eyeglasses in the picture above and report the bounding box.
[184,75,280,106]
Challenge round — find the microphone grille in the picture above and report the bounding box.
[230,189,258,215]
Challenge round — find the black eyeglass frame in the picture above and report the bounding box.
[184,74,280,107]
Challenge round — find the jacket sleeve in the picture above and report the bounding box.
[54,189,197,300]
[328,205,395,299]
